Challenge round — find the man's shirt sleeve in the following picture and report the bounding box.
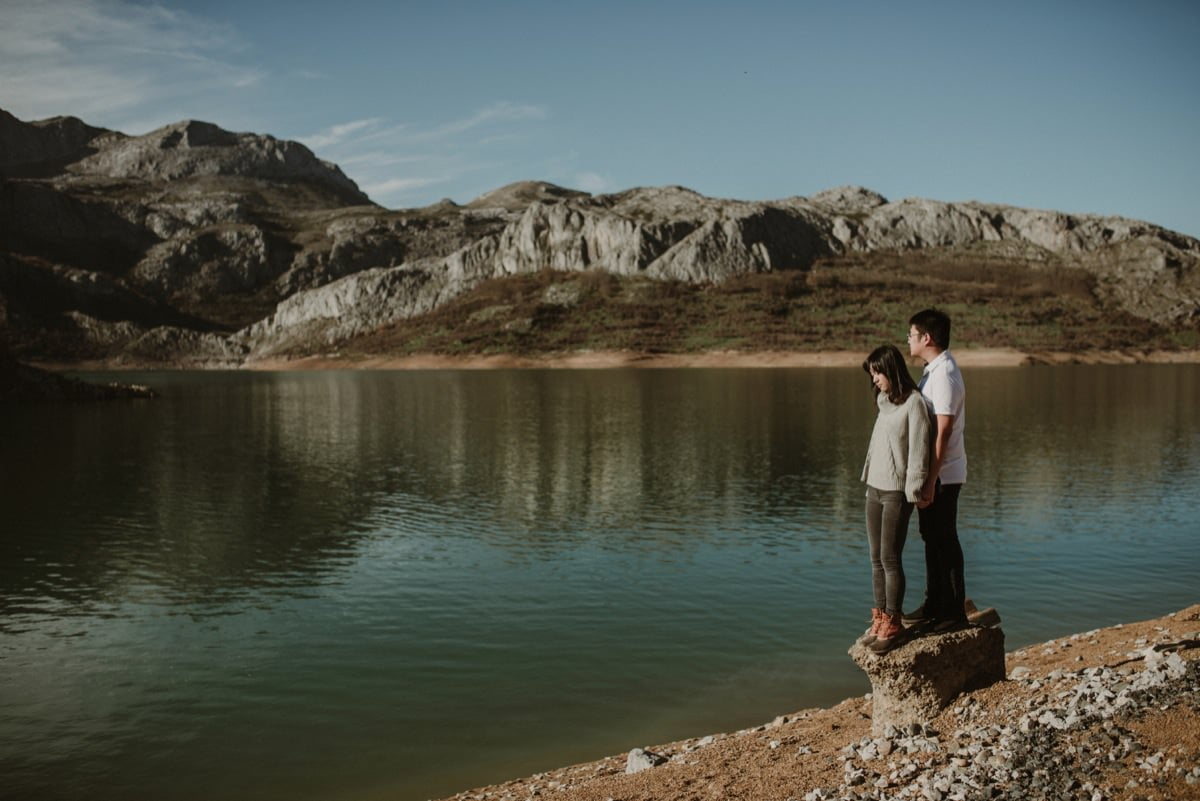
[925,371,957,416]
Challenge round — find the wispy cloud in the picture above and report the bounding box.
[335,152,440,169]
[361,176,448,197]
[425,102,547,140]
[305,102,550,208]
[0,0,261,125]
[301,118,383,149]
[320,103,546,149]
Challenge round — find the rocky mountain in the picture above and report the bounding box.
[2,109,1198,367]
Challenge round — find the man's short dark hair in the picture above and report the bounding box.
[909,308,951,350]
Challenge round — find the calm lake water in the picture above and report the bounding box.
[2,365,1198,801]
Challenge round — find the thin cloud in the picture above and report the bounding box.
[0,0,261,123]
[232,73,263,89]
[419,102,547,143]
[361,176,448,198]
[335,152,440,169]
[3,65,152,120]
[302,118,383,149]
[305,102,551,209]
[300,104,548,162]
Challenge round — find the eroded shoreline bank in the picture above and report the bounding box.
[433,605,1200,801]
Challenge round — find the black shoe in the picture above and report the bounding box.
[902,604,931,625]
[930,617,969,634]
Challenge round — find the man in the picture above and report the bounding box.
[904,308,968,632]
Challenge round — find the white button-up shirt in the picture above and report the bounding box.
[919,349,967,484]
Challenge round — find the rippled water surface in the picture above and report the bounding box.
[2,366,1198,800]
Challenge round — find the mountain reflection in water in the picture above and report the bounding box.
[1,365,1197,801]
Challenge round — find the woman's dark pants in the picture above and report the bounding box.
[865,486,913,616]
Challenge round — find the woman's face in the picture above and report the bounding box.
[870,368,891,394]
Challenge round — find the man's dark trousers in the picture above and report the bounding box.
[916,482,965,621]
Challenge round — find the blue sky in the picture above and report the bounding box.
[2,0,1198,236]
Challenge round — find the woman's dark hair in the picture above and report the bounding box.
[862,344,921,405]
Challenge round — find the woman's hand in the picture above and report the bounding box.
[917,478,936,508]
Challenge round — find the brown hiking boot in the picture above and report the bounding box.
[857,608,884,646]
[869,612,908,654]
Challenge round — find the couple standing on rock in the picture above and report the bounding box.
[858,309,968,654]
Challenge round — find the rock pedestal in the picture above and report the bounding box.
[848,626,1005,736]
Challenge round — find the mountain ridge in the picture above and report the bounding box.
[2,108,1197,367]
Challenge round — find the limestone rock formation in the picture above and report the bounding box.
[849,626,1006,736]
[646,206,836,281]
[68,119,369,205]
[120,323,246,368]
[807,185,889,214]
[2,106,1198,366]
[494,200,661,276]
[2,109,492,356]
[467,180,590,212]
[133,225,283,299]
[0,109,114,178]
[241,235,501,359]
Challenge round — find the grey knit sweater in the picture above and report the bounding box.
[861,390,934,502]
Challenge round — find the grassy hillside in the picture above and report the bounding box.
[331,247,1200,359]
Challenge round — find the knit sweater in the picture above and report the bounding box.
[861,390,934,502]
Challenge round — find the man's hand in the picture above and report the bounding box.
[917,478,936,509]
[918,413,954,509]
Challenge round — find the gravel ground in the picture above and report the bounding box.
[436,604,1200,801]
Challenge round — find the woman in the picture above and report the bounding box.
[858,344,932,654]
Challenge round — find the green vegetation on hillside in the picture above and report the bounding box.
[338,249,1198,358]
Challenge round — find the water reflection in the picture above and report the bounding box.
[376,369,869,537]
[968,365,1200,532]
[3,365,1197,608]
[1,365,1198,801]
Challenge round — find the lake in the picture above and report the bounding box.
[2,364,1198,801]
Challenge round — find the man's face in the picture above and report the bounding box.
[907,326,926,357]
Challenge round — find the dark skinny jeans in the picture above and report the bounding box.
[865,485,913,617]
[916,482,966,621]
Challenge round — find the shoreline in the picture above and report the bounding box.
[433,604,1200,801]
[34,347,1200,372]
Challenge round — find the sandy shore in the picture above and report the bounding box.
[32,348,1200,372]
[240,348,1200,371]
[435,605,1200,801]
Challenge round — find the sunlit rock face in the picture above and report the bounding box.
[252,186,1199,359]
[67,119,369,205]
[2,107,1198,366]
